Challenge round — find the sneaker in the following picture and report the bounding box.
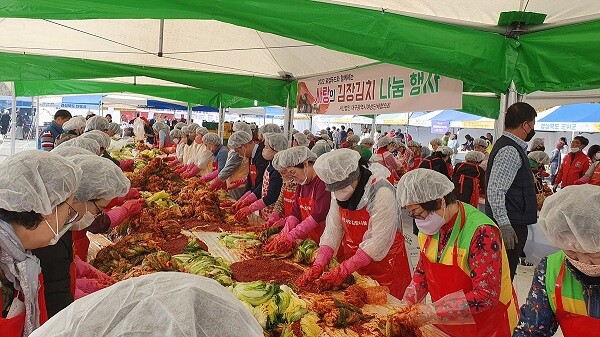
[519,257,533,266]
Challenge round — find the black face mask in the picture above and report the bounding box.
[523,123,535,142]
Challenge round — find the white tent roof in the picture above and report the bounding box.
[0,19,374,79]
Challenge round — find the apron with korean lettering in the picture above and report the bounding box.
[0,274,48,337]
[297,186,326,243]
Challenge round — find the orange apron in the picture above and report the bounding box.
[338,206,411,298]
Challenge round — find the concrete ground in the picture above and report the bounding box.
[0,138,37,162]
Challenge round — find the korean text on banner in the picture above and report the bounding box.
[296,64,462,115]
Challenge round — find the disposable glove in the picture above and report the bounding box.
[499,224,518,250]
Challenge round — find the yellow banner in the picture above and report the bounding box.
[461,121,494,129]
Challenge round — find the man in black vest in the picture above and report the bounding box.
[485,102,537,280]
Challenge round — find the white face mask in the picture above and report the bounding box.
[72,203,97,231]
[173,138,180,144]
[595,153,600,160]
[334,185,355,201]
[571,147,580,153]
[45,208,74,245]
[415,205,446,235]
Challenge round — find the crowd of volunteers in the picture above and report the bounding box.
[1,102,599,337]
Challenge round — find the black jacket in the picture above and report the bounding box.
[419,154,450,179]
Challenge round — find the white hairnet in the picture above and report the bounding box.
[314,148,361,184]
[473,138,488,147]
[55,137,101,155]
[107,122,121,136]
[202,133,221,145]
[437,146,453,156]
[347,134,360,143]
[528,150,550,165]
[228,131,252,149]
[272,146,317,170]
[181,126,190,135]
[406,140,421,148]
[62,116,86,132]
[197,127,209,136]
[530,137,545,150]
[152,121,169,133]
[52,146,97,158]
[85,116,109,132]
[377,137,392,148]
[232,121,251,134]
[292,132,308,147]
[174,122,185,130]
[396,168,455,207]
[538,185,600,253]
[312,140,332,157]
[81,130,111,149]
[430,138,443,146]
[303,129,311,135]
[29,272,263,337]
[321,134,332,141]
[261,123,281,134]
[187,123,201,133]
[465,151,485,163]
[264,133,289,152]
[0,151,82,214]
[68,155,130,202]
[360,137,374,146]
[170,129,184,139]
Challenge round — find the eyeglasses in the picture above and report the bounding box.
[64,203,80,226]
[407,207,428,220]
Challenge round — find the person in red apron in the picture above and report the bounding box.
[263,147,331,254]
[372,137,402,184]
[514,184,600,337]
[33,154,131,318]
[452,151,486,208]
[407,140,423,171]
[228,130,269,209]
[234,133,288,221]
[396,169,518,337]
[296,149,411,298]
[0,150,82,337]
[575,145,600,186]
[151,121,174,149]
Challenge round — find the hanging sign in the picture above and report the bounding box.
[297,63,462,115]
[431,121,450,134]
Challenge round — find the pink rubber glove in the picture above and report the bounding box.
[209,178,226,190]
[235,206,253,222]
[575,176,590,185]
[235,199,266,221]
[317,250,372,290]
[287,216,319,240]
[168,159,181,167]
[314,245,335,268]
[227,178,246,190]
[174,164,188,174]
[281,216,300,235]
[163,156,177,162]
[200,169,219,183]
[182,164,201,178]
[236,192,257,211]
[296,264,324,287]
[106,188,141,209]
[107,199,144,228]
[264,217,286,230]
[262,212,282,229]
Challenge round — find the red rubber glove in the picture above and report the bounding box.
[163,156,177,162]
[209,178,226,190]
[295,264,325,287]
[235,206,254,222]
[168,159,181,167]
[263,233,293,254]
[119,159,134,172]
[105,188,141,210]
[121,199,144,215]
[182,164,201,178]
[200,170,219,183]
[317,266,347,290]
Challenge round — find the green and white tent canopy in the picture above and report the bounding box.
[1,0,600,114]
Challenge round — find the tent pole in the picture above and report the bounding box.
[34,96,40,144]
[495,82,522,141]
[10,82,17,155]
[283,92,292,142]
[187,103,192,123]
[371,114,376,138]
[218,98,225,142]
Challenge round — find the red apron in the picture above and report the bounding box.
[447,162,454,178]
[297,188,325,243]
[421,205,511,337]
[458,174,480,208]
[554,261,600,336]
[338,207,411,299]
[249,163,258,187]
[590,163,600,185]
[0,274,48,337]
[212,160,218,171]
[282,183,296,217]
[72,230,90,261]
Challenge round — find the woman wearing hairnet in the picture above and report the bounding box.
[32,155,132,318]
[419,145,452,179]
[407,140,423,170]
[234,133,288,221]
[151,120,173,150]
[372,137,402,184]
[55,116,87,146]
[80,130,119,166]
[296,149,411,298]
[292,132,309,147]
[196,133,230,183]
[55,138,101,156]
[0,151,82,337]
[181,127,213,178]
[263,147,331,254]
[356,137,374,161]
[85,116,109,133]
[514,185,600,336]
[452,151,487,207]
[202,122,251,198]
[106,122,122,138]
[396,169,518,337]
